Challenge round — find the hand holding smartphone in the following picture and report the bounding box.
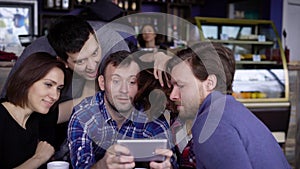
[116,139,167,162]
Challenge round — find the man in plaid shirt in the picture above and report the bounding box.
[68,51,175,169]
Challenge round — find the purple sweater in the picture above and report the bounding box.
[192,91,291,169]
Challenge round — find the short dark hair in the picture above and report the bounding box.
[47,15,95,61]
[99,50,140,77]
[167,42,235,94]
[5,52,67,108]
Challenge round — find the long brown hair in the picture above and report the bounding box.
[5,52,67,108]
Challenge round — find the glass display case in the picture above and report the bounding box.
[195,17,290,143]
[195,17,289,103]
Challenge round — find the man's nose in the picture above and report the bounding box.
[86,58,97,71]
[119,81,129,93]
[170,86,180,101]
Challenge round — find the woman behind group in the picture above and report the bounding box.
[137,24,165,50]
[0,52,67,168]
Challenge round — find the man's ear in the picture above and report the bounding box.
[98,75,105,91]
[206,74,217,91]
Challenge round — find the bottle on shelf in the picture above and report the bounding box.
[62,0,69,9]
[167,23,172,42]
[131,0,137,11]
[47,0,54,8]
[112,0,118,5]
[118,0,123,9]
[124,0,129,11]
[55,0,61,8]
[172,25,178,40]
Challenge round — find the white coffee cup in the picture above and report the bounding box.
[47,161,69,169]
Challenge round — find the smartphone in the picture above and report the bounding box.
[116,139,167,162]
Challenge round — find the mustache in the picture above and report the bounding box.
[115,94,132,99]
[174,101,181,106]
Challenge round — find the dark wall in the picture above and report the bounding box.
[191,0,283,35]
[196,0,227,18]
[38,0,283,35]
[270,0,283,36]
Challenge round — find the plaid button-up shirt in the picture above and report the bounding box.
[68,91,173,169]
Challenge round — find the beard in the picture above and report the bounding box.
[178,105,199,121]
[178,95,204,121]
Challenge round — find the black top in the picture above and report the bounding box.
[0,21,132,163]
[0,102,40,168]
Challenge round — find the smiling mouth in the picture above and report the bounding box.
[86,71,98,78]
[43,100,54,107]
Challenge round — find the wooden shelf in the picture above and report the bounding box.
[195,17,289,102]
[236,61,277,65]
[207,39,274,45]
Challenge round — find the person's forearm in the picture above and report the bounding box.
[57,97,91,124]
[13,155,46,169]
[57,99,73,124]
[57,80,96,124]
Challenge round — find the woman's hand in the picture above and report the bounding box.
[33,141,55,163]
[153,52,172,87]
[149,148,173,169]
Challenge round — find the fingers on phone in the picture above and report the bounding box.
[114,144,132,155]
[150,160,171,169]
[109,156,135,169]
[116,154,134,163]
[155,148,173,158]
[113,144,135,162]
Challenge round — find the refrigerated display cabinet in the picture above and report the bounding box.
[195,17,290,144]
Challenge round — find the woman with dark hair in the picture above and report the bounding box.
[134,67,177,122]
[0,52,67,168]
[137,24,164,50]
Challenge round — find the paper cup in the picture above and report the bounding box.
[47,161,69,169]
